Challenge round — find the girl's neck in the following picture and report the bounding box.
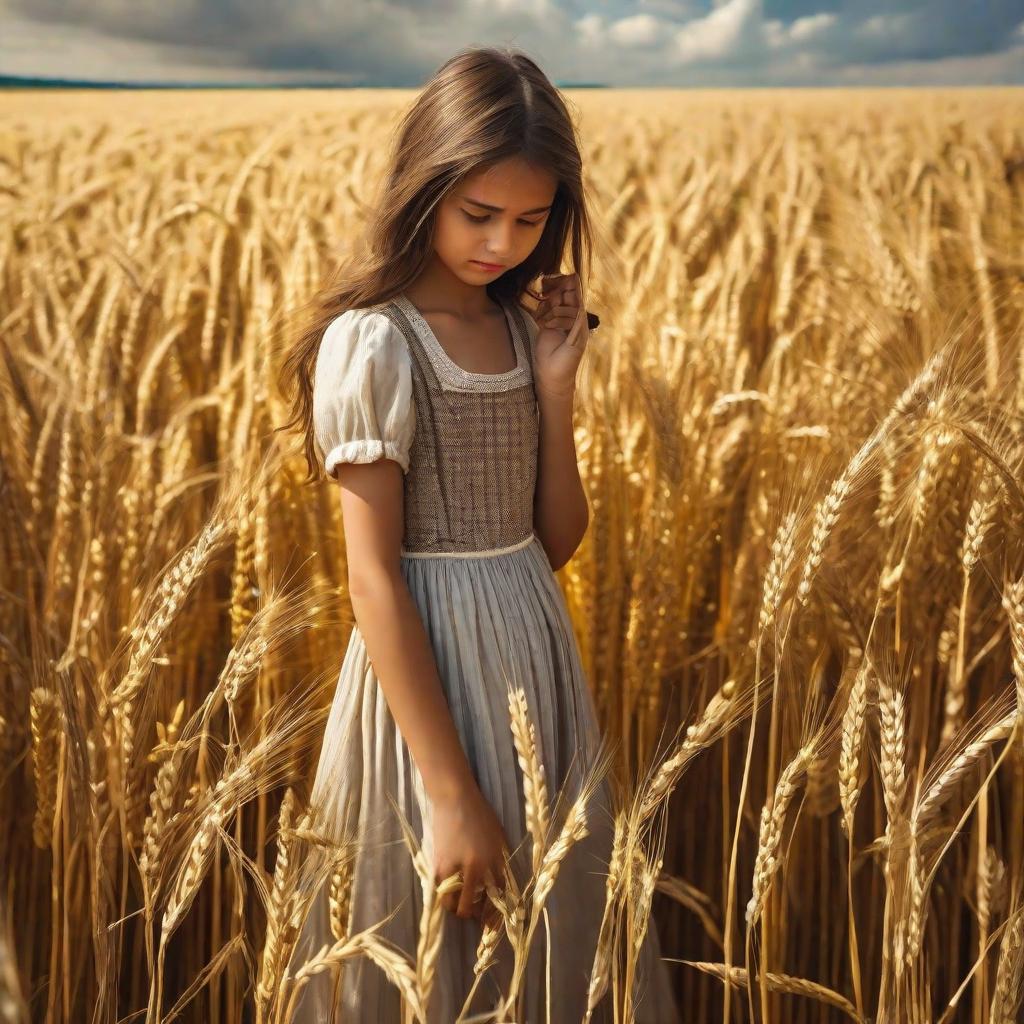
[404,257,499,319]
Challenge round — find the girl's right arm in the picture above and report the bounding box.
[339,457,475,802]
[312,307,509,921]
[335,458,510,923]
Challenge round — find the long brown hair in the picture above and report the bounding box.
[275,45,596,483]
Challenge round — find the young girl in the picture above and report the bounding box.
[284,46,680,1022]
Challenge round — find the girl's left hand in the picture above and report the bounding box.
[531,272,591,401]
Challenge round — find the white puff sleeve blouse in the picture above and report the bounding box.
[312,307,416,478]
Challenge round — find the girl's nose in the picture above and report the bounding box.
[486,222,515,257]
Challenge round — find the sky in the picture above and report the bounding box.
[1,0,1022,87]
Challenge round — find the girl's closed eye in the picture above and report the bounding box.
[461,210,545,228]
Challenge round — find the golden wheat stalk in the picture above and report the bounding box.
[455,886,509,1020]
[388,790,453,1018]
[991,902,1024,1024]
[904,833,928,966]
[746,743,812,927]
[162,767,252,940]
[285,930,423,1022]
[107,518,230,713]
[156,689,317,974]
[796,447,871,608]
[30,688,62,850]
[498,687,604,1018]
[584,810,628,1020]
[759,511,798,631]
[255,787,297,1014]
[877,676,907,824]
[328,845,356,942]
[959,464,1000,576]
[839,661,871,838]
[1001,577,1024,715]
[639,678,747,822]
[507,686,552,876]
[497,786,592,1020]
[914,711,1018,826]
[139,749,180,904]
[412,852,450,1014]
[683,960,866,1022]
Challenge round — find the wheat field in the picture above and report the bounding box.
[2,86,1024,1023]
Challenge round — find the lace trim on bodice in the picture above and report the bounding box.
[391,293,531,394]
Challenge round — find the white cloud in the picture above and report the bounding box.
[789,12,836,43]
[574,12,605,47]
[761,18,784,49]
[635,0,700,16]
[673,0,761,63]
[857,13,913,39]
[608,14,664,48]
[465,0,554,15]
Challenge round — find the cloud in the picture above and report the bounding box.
[787,12,836,43]
[608,14,666,48]
[0,13,327,83]
[835,39,1024,86]
[673,0,763,63]
[0,0,1021,86]
[857,13,913,39]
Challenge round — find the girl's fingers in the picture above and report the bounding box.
[540,306,579,332]
[540,290,577,313]
[540,272,571,291]
[537,294,568,318]
[539,306,579,329]
[456,870,480,918]
[541,272,580,292]
[540,274,576,307]
[542,303,578,319]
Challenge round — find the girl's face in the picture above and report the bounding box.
[433,156,557,284]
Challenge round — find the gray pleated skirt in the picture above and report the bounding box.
[289,532,680,1023]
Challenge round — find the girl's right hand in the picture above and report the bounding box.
[431,782,511,926]
[530,272,591,400]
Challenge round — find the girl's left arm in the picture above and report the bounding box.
[529,272,593,571]
[534,388,589,571]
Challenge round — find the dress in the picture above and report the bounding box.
[290,293,681,1023]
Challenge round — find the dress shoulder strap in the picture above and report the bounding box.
[505,300,535,360]
[377,300,444,393]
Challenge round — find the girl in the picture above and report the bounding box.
[282,46,680,1022]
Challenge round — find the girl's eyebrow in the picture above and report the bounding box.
[461,195,552,215]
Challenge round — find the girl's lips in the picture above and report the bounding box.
[471,260,505,271]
